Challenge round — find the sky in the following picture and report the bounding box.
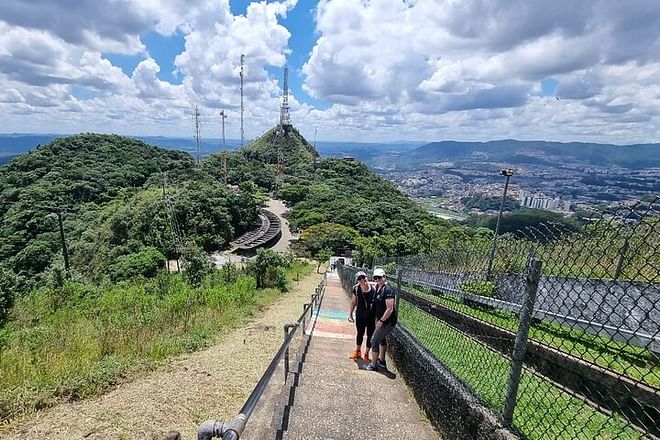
[1,0,660,144]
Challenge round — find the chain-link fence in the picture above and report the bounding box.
[352,199,659,439]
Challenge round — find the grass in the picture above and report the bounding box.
[0,262,313,423]
[399,301,645,440]
[400,282,660,388]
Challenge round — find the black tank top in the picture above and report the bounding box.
[354,285,375,317]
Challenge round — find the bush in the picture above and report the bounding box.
[246,248,288,291]
[107,247,166,282]
[0,267,17,326]
[459,280,497,297]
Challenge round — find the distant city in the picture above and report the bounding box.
[380,161,659,219]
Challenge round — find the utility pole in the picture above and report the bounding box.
[193,105,201,168]
[240,53,245,147]
[56,210,70,274]
[487,168,514,279]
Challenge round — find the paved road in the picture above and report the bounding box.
[266,198,297,253]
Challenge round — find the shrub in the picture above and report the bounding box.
[459,280,497,297]
[107,247,165,282]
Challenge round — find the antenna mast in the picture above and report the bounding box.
[240,53,245,147]
[193,105,201,168]
[220,109,228,184]
[279,63,291,128]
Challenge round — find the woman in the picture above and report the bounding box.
[366,268,397,371]
[348,271,375,362]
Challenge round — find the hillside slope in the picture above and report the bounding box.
[396,139,660,169]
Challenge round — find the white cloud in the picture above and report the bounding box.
[297,0,660,143]
[0,0,659,144]
[0,0,297,138]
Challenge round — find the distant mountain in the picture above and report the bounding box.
[0,155,16,165]
[398,139,660,169]
[0,133,419,163]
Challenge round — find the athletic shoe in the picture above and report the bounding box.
[377,359,387,370]
[349,350,361,360]
[364,363,377,371]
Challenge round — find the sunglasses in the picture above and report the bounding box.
[357,276,367,281]
[373,275,384,280]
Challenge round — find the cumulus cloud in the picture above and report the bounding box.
[0,0,659,144]
[0,0,297,138]
[297,0,660,143]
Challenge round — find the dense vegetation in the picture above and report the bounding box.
[0,257,311,421]
[204,127,491,266]
[0,134,259,295]
[461,193,520,212]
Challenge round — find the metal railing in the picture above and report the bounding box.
[353,198,659,439]
[197,278,326,440]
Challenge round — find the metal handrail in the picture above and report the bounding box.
[197,277,326,440]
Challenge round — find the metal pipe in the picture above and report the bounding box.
[502,258,542,426]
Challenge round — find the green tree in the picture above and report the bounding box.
[300,222,359,256]
[246,248,288,290]
[315,248,332,273]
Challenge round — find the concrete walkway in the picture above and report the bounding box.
[283,271,440,439]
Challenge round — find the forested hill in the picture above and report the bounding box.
[1,129,490,293]
[203,127,490,265]
[0,133,259,292]
[392,139,660,169]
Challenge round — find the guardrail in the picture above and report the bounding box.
[197,278,326,440]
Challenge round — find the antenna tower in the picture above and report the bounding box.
[279,63,291,128]
[193,105,201,168]
[240,53,245,147]
[220,109,228,183]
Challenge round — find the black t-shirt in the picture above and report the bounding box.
[353,285,375,319]
[374,284,397,326]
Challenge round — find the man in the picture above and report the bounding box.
[348,271,375,361]
[365,268,397,371]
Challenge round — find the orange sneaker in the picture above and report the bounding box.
[349,350,361,360]
[363,352,370,362]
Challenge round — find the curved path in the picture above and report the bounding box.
[265,199,296,253]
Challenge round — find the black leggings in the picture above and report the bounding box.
[356,315,375,348]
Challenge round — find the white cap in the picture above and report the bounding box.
[373,268,386,278]
[355,271,367,281]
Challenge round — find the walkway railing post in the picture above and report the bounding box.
[283,324,295,384]
[502,258,542,426]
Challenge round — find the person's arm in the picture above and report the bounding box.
[379,298,395,322]
[348,289,357,322]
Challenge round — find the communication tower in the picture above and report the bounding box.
[240,54,245,147]
[220,109,228,183]
[279,63,291,128]
[193,105,201,168]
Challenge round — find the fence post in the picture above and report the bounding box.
[395,268,402,311]
[283,324,295,383]
[502,258,542,426]
[614,239,629,280]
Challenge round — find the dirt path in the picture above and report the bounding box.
[2,272,324,440]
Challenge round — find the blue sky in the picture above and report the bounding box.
[0,0,659,144]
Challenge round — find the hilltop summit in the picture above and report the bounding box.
[243,126,319,166]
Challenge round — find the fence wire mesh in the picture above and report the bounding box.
[362,198,660,439]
